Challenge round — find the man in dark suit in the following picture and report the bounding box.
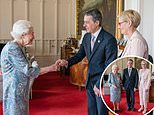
[57,9,117,115]
[122,59,139,111]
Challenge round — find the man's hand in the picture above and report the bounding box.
[134,88,137,92]
[122,87,125,90]
[93,85,101,97]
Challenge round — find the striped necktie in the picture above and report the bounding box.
[91,35,95,51]
[128,68,132,76]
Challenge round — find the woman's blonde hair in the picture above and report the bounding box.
[141,60,147,65]
[119,9,141,28]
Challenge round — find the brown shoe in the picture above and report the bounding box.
[117,109,121,113]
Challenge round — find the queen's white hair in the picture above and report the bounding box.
[112,64,118,72]
[10,20,32,41]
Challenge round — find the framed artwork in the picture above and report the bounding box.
[76,0,124,39]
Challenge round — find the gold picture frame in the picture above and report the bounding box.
[76,0,124,39]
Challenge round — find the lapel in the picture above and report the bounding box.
[127,68,133,78]
[89,28,104,61]
[129,68,134,78]
[16,42,28,62]
[126,69,130,78]
[86,34,91,58]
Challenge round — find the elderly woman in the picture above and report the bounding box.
[118,9,148,59]
[108,64,122,113]
[138,60,151,114]
[0,20,58,115]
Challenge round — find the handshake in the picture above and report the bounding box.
[40,59,68,74]
[29,57,69,74]
[55,59,68,67]
[42,59,68,73]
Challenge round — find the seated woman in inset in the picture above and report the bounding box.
[108,64,122,113]
[138,60,151,114]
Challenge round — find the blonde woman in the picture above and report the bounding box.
[138,60,151,114]
[108,64,122,113]
[118,9,148,59]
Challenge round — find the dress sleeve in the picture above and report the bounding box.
[130,38,147,57]
[108,73,112,87]
[8,45,40,78]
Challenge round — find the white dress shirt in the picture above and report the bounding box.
[91,27,102,42]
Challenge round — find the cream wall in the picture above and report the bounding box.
[1,0,154,67]
[0,0,76,67]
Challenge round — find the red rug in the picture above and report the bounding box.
[0,72,88,115]
[1,72,153,115]
[103,90,154,115]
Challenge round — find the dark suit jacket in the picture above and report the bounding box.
[67,28,117,88]
[122,68,139,90]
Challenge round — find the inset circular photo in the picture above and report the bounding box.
[100,56,154,115]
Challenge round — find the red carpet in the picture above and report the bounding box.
[0,72,87,115]
[103,90,154,115]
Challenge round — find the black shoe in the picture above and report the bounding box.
[113,109,117,112]
[117,109,121,113]
[127,108,131,111]
[132,108,135,111]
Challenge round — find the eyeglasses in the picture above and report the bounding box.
[118,21,126,25]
